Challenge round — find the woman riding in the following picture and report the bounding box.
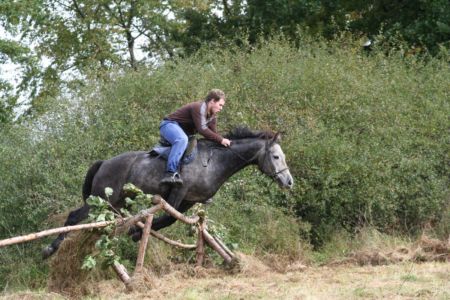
[159,89,232,185]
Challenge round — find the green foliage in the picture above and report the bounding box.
[122,183,153,215]
[0,38,31,122]
[0,0,192,115]
[82,192,122,271]
[207,174,308,258]
[174,0,450,56]
[0,37,448,289]
[2,0,448,117]
[81,186,153,272]
[343,0,450,54]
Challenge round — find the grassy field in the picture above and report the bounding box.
[1,260,448,299]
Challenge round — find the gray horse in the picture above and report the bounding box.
[43,127,293,258]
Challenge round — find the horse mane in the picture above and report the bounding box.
[198,126,276,146]
[223,126,276,140]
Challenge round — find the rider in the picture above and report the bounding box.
[159,89,232,185]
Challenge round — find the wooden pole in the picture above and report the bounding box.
[0,204,162,249]
[120,204,161,233]
[195,213,206,267]
[203,229,233,263]
[113,261,132,291]
[0,195,197,249]
[135,214,153,273]
[153,195,200,225]
[151,230,196,249]
[213,235,235,258]
[0,220,117,248]
[135,221,196,249]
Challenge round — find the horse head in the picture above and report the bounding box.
[258,132,294,189]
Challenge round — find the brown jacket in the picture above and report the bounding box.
[165,101,223,143]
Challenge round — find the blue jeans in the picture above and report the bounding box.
[159,120,188,173]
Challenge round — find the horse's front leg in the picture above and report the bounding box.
[130,187,191,241]
[152,199,194,230]
[42,204,90,259]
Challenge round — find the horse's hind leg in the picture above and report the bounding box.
[42,204,90,259]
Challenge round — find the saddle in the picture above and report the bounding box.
[148,136,198,165]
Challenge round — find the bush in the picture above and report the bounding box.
[0,36,448,288]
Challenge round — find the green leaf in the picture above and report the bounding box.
[436,21,450,34]
[81,255,97,270]
[96,213,106,222]
[120,208,132,217]
[125,197,135,206]
[86,196,98,206]
[105,187,113,197]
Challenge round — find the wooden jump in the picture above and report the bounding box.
[0,194,237,291]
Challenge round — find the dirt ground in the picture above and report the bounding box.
[2,260,449,299]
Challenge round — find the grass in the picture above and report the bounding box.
[4,261,447,299]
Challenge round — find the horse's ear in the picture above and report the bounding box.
[267,132,281,148]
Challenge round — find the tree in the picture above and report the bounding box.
[0,0,187,116]
[344,0,450,54]
[0,38,34,123]
[1,0,448,119]
[172,0,313,55]
[175,0,450,55]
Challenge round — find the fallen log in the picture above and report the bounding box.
[151,230,196,249]
[135,221,196,249]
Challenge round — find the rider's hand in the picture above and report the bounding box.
[221,138,231,147]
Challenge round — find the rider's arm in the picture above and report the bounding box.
[191,102,224,144]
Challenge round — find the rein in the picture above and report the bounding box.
[208,145,259,165]
[227,146,260,164]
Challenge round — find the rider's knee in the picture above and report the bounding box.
[174,135,188,147]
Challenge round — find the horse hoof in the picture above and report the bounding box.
[42,246,55,259]
[128,226,138,236]
[131,232,142,242]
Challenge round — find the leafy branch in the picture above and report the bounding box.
[81,184,152,271]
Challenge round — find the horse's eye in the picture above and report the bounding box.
[273,155,280,160]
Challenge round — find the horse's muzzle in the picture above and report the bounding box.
[276,170,294,189]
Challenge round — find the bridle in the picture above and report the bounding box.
[223,142,290,179]
[261,145,290,179]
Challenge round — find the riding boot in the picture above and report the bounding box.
[160,171,183,185]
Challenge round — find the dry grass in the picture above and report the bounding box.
[331,233,450,266]
[44,233,449,299]
[84,261,448,300]
[46,230,113,298]
[3,260,446,299]
[3,233,447,299]
[1,258,448,299]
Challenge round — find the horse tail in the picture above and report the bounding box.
[82,160,103,201]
